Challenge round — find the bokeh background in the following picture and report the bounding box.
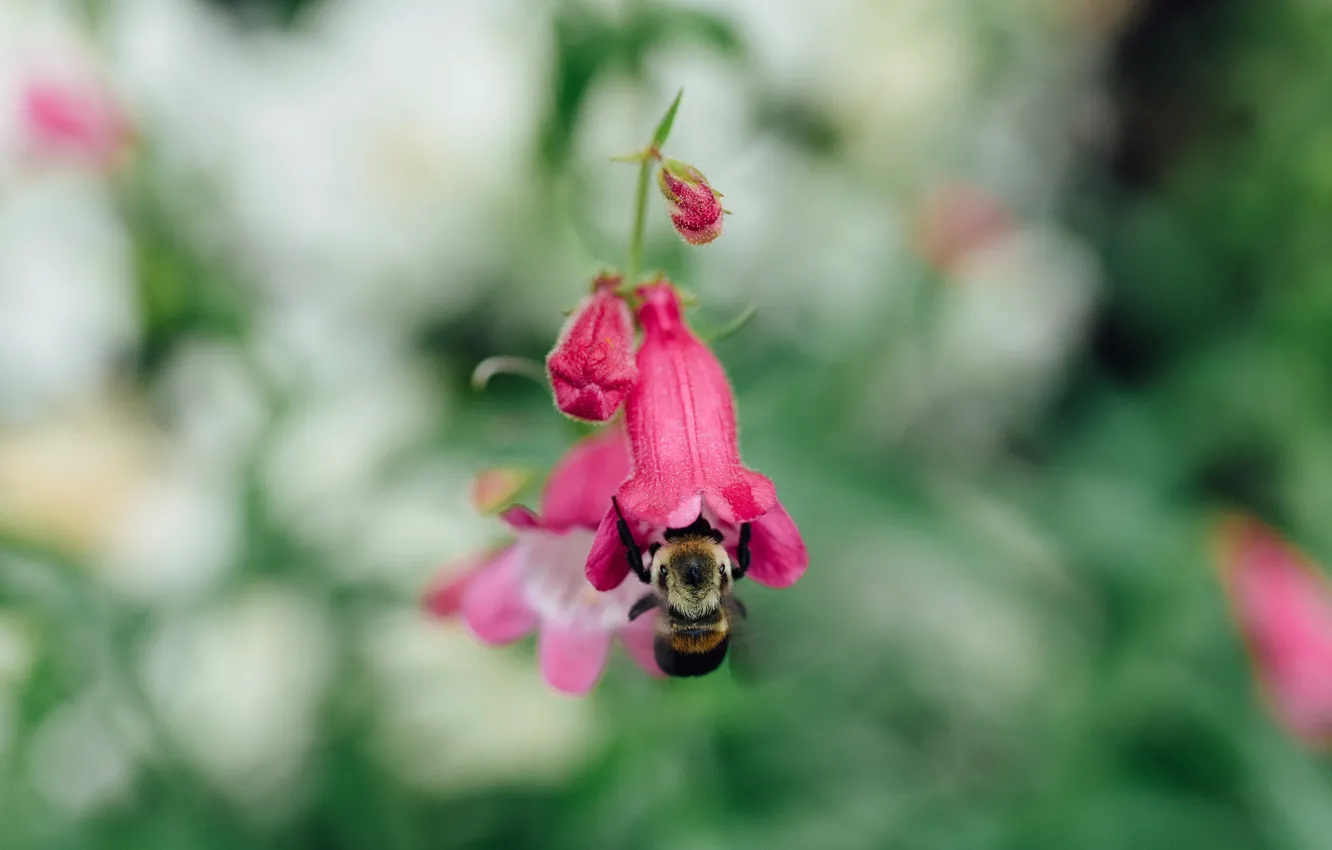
[3,0,1332,847]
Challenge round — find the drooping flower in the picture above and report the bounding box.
[585,281,807,592]
[424,426,660,695]
[1216,514,1332,747]
[658,159,724,246]
[545,273,638,422]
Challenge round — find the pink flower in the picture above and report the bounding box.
[658,159,724,246]
[545,273,638,422]
[424,427,660,695]
[1216,514,1332,747]
[19,77,130,170]
[585,281,808,591]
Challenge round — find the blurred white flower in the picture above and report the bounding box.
[0,399,158,556]
[139,584,333,815]
[27,683,149,817]
[362,612,597,793]
[108,0,548,327]
[0,396,242,601]
[872,224,1098,456]
[93,460,242,603]
[0,179,135,420]
[0,613,37,764]
[154,342,268,476]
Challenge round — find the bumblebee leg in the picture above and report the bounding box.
[612,496,651,584]
[735,522,752,580]
[628,593,659,621]
[729,595,748,619]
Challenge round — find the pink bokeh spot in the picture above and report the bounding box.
[1218,515,1332,746]
[20,78,129,169]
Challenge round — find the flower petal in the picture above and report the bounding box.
[618,613,665,678]
[538,622,613,695]
[586,506,632,591]
[499,505,544,531]
[459,546,538,644]
[617,283,777,528]
[744,502,809,588]
[540,426,632,531]
[422,549,497,617]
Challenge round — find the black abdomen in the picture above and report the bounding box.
[655,634,729,677]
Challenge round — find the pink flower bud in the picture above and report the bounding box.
[658,159,724,245]
[1216,515,1332,747]
[546,274,637,422]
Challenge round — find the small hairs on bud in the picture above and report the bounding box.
[658,159,724,246]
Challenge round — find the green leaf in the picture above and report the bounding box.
[651,88,685,149]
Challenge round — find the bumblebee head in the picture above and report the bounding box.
[651,516,731,617]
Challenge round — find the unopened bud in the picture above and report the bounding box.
[658,159,724,246]
[546,273,637,421]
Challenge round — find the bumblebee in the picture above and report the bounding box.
[612,496,751,677]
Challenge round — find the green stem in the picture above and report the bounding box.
[626,154,652,288]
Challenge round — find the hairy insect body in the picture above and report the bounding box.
[615,499,752,678]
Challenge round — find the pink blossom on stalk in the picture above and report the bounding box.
[585,281,808,592]
[424,427,660,695]
[1216,514,1332,747]
[658,159,724,245]
[545,273,638,422]
[18,77,130,170]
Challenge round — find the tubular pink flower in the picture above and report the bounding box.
[658,159,724,246]
[423,427,660,695]
[546,273,637,422]
[1216,515,1332,747]
[585,281,808,592]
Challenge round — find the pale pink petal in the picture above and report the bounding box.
[540,425,632,531]
[745,502,809,588]
[618,613,665,678]
[665,493,704,529]
[459,546,537,644]
[586,506,632,591]
[538,622,613,695]
[422,549,499,617]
